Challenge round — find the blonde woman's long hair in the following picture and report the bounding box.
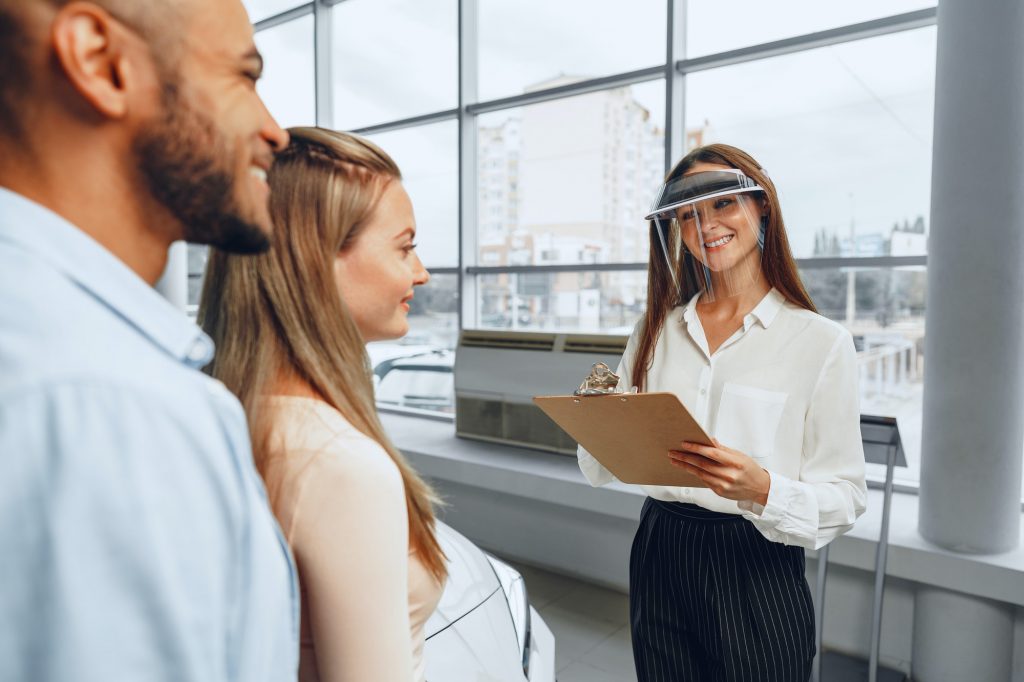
[198,126,447,581]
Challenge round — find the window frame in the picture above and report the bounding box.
[247,2,941,494]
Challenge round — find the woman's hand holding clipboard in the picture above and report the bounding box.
[533,363,715,487]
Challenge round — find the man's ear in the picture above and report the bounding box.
[50,2,139,119]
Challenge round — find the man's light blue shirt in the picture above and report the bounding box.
[0,188,299,681]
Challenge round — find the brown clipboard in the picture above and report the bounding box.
[533,392,713,487]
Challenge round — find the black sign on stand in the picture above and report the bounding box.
[812,415,907,682]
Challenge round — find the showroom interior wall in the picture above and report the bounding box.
[157,1,1024,679]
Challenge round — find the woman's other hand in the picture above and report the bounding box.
[668,439,770,506]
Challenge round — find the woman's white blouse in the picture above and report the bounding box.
[577,288,868,550]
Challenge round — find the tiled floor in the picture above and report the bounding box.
[503,559,638,682]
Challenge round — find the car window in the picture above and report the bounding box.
[377,368,455,413]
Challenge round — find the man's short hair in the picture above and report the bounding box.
[0,3,32,137]
[0,0,181,141]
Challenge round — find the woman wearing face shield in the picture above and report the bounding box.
[577,144,867,682]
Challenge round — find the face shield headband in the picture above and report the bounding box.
[645,169,768,304]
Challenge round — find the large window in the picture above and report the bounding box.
[685,28,935,259]
[225,1,943,487]
[364,121,459,268]
[801,264,927,483]
[685,1,934,57]
[253,13,316,129]
[478,270,646,335]
[243,0,306,25]
[476,82,664,268]
[476,0,666,102]
[331,0,457,130]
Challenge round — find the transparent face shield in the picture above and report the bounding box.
[645,170,767,303]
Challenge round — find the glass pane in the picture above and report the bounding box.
[477,0,666,102]
[255,15,316,129]
[476,270,646,335]
[477,81,665,267]
[376,367,453,413]
[332,0,457,130]
[801,265,926,486]
[244,0,305,24]
[186,244,209,309]
[365,121,459,268]
[685,27,936,260]
[686,0,935,57]
[369,273,458,413]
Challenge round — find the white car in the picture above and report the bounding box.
[375,350,454,414]
[367,344,455,413]
[425,523,556,682]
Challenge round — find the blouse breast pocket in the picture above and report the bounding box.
[714,383,788,461]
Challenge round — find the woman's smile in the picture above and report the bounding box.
[703,234,734,250]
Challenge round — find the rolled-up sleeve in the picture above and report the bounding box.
[743,333,868,549]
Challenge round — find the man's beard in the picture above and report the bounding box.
[133,79,272,254]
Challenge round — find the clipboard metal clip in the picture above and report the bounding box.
[573,362,637,396]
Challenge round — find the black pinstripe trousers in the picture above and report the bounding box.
[630,498,815,682]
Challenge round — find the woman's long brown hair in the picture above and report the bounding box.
[198,127,446,581]
[633,143,816,391]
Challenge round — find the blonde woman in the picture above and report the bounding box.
[198,127,446,682]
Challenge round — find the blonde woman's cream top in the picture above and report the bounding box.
[264,396,444,682]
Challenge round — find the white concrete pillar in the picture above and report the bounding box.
[918,0,1024,554]
[912,587,1014,682]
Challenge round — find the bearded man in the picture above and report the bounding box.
[0,1,298,680]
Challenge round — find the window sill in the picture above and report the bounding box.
[381,411,1024,607]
